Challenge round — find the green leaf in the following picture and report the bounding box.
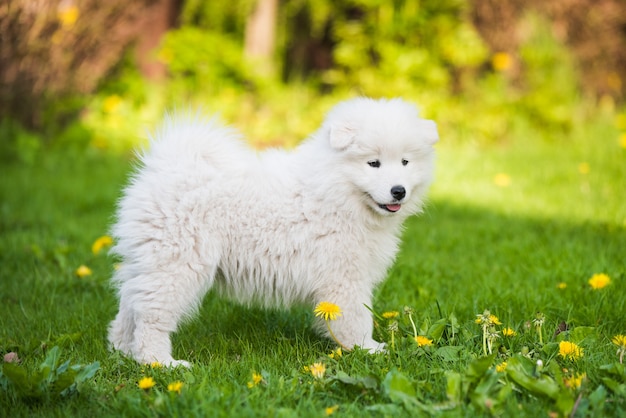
[505,356,560,400]
[569,326,597,343]
[383,370,416,402]
[588,385,608,412]
[601,378,626,395]
[467,355,496,381]
[333,371,378,390]
[39,346,61,383]
[506,356,575,416]
[428,320,447,341]
[600,362,626,381]
[435,346,463,362]
[75,361,100,384]
[1,363,31,393]
[445,371,462,403]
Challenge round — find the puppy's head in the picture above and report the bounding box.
[322,98,438,217]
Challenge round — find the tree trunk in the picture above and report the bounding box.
[244,0,278,69]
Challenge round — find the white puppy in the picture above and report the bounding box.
[108,97,438,366]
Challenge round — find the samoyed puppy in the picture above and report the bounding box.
[108,97,438,367]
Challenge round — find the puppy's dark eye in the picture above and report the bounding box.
[367,160,381,168]
[402,159,409,166]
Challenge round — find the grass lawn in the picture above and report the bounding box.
[1,121,625,417]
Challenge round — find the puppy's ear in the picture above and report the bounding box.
[329,124,356,150]
[418,119,439,145]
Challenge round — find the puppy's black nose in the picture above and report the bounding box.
[390,185,406,200]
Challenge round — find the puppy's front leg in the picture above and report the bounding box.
[315,291,385,353]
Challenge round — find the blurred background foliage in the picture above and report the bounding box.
[1,0,625,158]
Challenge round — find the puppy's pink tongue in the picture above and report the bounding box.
[386,204,401,212]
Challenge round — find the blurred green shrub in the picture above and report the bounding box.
[1,0,619,154]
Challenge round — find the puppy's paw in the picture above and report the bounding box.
[359,340,387,354]
[141,357,192,368]
[166,359,192,368]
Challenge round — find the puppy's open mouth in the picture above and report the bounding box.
[378,203,402,213]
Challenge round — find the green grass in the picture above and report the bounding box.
[1,122,625,417]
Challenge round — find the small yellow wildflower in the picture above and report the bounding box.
[612,334,626,363]
[578,162,590,175]
[496,362,507,373]
[588,273,611,290]
[167,381,183,394]
[493,173,511,187]
[138,376,155,390]
[492,52,512,71]
[328,347,342,359]
[502,327,517,337]
[314,302,342,321]
[475,311,501,326]
[247,372,263,388]
[414,335,433,347]
[150,361,162,369]
[75,265,92,278]
[92,235,113,255]
[612,334,626,348]
[564,373,585,390]
[102,95,122,114]
[382,311,399,319]
[58,4,79,28]
[325,405,339,416]
[557,282,567,290]
[559,341,583,360]
[309,362,326,379]
[620,133,626,149]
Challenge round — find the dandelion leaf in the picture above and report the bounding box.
[383,370,416,402]
[1,363,31,394]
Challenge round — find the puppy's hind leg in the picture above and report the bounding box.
[108,265,138,356]
[129,264,216,367]
[108,298,135,357]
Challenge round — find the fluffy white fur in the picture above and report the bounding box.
[108,97,438,367]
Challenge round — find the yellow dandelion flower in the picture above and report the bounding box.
[588,273,611,289]
[557,282,567,290]
[328,347,342,359]
[492,52,512,71]
[493,173,511,187]
[564,373,585,390]
[247,372,263,388]
[92,235,113,255]
[559,341,583,360]
[138,376,155,390]
[309,362,326,379]
[167,381,183,394]
[58,4,79,28]
[314,302,342,321]
[578,162,590,175]
[150,361,162,369]
[325,405,339,415]
[612,334,626,348]
[75,265,92,278]
[502,327,517,337]
[414,335,433,347]
[102,95,122,114]
[612,334,626,363]
[382,311,399,319]
[489,315,502,325]
[496,362,507,373]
